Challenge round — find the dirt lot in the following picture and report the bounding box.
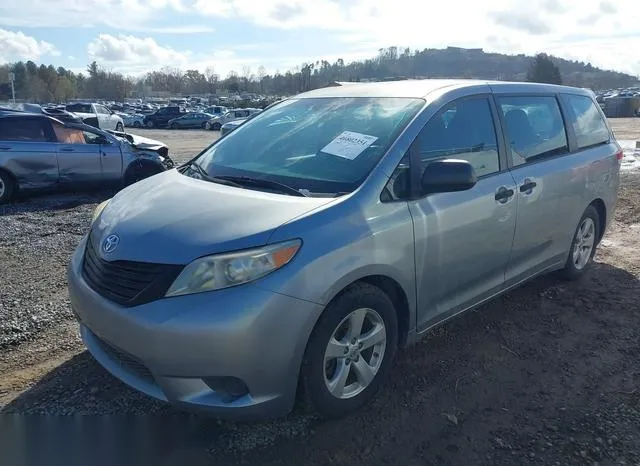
[1,120,639,465]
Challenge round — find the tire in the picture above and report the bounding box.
[201,122,207,129]
[0,169,16,205]
[212,122,222,131]
[133,121,142,128]
[560,205,600,280]
[124,162,163,186]
[170,123,178,130]
[145,120,154,128]
[300,282,398,419]
[115,122,124,132]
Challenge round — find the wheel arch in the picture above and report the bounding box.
[322,274,412,349]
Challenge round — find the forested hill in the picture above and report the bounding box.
[309,47,637,90]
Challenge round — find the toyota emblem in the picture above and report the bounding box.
[102,234,120,254]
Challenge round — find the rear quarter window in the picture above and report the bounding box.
[561,94,610,149]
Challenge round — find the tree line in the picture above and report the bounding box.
[1,47,637,103]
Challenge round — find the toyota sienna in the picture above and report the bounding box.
[68,79,621,420]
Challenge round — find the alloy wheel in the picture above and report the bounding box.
[572,217,596,270]
[323,307,387,399]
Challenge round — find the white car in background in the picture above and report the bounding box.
[66,102,125,132]
[205,108,262,130]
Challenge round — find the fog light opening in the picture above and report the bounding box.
[203,376,249,403]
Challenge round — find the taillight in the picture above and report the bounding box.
[615,149,623,161]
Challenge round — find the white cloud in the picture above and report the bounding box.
[191,0,640,76]
[87,34,191,72]
[0,0,638,76]
[0,29,59,62]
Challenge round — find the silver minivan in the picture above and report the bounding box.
[68,80,621,420]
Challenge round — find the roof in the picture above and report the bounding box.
[295,79,590,99]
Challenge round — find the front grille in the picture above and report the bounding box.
[93,332,155,384]
[82,234,183,307]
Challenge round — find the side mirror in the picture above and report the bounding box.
[421,159,477,195]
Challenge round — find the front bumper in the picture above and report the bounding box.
[68,236,324,420]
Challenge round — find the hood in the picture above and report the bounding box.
[108,130,168,152]
[92,169,335,264]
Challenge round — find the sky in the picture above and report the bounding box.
[0,0,639,79]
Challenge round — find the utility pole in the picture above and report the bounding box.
[9,72,16,104]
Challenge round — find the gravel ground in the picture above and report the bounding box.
[0,120,639,466]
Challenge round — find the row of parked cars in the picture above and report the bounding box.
[130,106,262,131]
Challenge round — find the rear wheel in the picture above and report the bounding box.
[115,122,124,132]
[300,283,398,419]
[201,122,207,129]
[145,120,154,128]
[133,121,142,128]
[0,170,16,204]
[170,122,178,130]
[212,122,222,131]
[560,205,600,280]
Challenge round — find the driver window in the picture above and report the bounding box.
[416,98,500,178]
[53,123,86,144]
[382,97,500,202]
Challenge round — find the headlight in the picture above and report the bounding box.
[91,199,111,225]
[165,239,301,297]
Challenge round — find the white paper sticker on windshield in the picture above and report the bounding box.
[321,131,378,160]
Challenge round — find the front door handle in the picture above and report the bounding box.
[519,180,537,193]
[59,147,75,152]
[494,186,515,203]
[0,146,11,151]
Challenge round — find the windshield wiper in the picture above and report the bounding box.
[187,162,244,188]
[213,175,308,197]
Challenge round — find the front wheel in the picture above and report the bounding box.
[145,120,154,128]
[212,122,222,131]
[0,170,16,204]
[170,123,178,130]
[560,205,600,280]
[300,283,398,419]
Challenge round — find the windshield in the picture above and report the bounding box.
[66,104,92,113]
[193,97,424,194]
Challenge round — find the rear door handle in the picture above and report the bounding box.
[519,180,537,192]
[494,186,515,203]
[0,146,11,151]
[59,147,75,152]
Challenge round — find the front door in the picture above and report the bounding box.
[407,96,518,330]
[53,124,102,184]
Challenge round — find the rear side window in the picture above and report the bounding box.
[498,96,568,166]
[562,94,610,149]
[0,118,51,142]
